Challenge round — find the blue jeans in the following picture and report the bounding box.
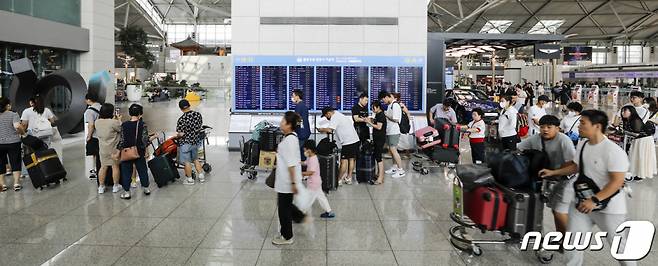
[120,157,149,191]
[178,142,201,164]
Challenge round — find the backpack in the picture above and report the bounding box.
[317,135,337,156]
[251,120,270,141]
[516,113,529,137]
[487,150,530,189]
[395,102,411,134]
[31,112,53,138]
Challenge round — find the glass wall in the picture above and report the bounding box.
[616,46,643,64]
[165,24,232,46]
[0,0,80,26]
[1,42,78,97]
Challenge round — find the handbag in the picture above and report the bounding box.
[266,169,275,188]
[120,121,141,162]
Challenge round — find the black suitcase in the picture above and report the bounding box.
[356,142,375,183]
[432,147,460,164]
[498,184,543,238]
[259,127,283,152]
[23,149,67,189]
[319,153,339,192]
[148,155,180,188]
[242,139,260,166]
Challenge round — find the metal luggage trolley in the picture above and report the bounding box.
[238,136,258,180]
[448,175,554,263]
[153,126,213,175]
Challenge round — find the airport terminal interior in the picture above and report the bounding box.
[1,0,658,265]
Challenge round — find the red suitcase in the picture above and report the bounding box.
[464,186,508,231]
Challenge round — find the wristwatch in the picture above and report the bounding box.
[591,196,600,204]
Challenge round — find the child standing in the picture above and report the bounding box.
[461,108,486,164]
[302,140,336,218]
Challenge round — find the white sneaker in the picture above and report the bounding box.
[143,187,151,195]
[392,169,406,179]
[183,178,195,185]
[384,167,398,175]
[271,235,294,245]
[198,173,205,183]
[120,191,131,199]
[98,186,105,194]
[112,184,121,193]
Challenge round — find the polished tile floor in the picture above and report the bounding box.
[0,99,656,266]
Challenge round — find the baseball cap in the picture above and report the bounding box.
[321,107,334,118]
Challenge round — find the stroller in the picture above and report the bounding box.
[152,126,213,175]
[411,118,461,175]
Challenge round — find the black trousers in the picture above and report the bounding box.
[277,192,306,240]
[500,135,520,150]
[470,142,485,164]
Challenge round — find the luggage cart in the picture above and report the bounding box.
[152,126,213,175]
[239,136,258,180]
[448,176,554,263]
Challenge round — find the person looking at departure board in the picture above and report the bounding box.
[291,89,311,161]
[351,93,370,143]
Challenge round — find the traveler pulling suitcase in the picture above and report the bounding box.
[23,149,67,189]
[497,184,543,238]
[259,127,283,152]
[148,155,180,188]
[356,141,375,183]
[463,186,508,231]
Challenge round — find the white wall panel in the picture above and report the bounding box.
[294,42,329,55]
[398,17,426,44]
[329,43,365,56]
[259,0,294,17]
[329,25,364,43]
[398,43,427,56]
[399,0,426,17]
[364,43,398,56]
[294,0,329,17]
[329,0,364,17]
[260,25,294,42]
[232,42,260,54]
[364,25,398,43]
[259,42,294,55]
[364,0,399,17]
[294,25,329,43]
[232,0,259,17]
[232,17,260,43]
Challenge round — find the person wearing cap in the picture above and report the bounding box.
[527,95,550,136]
[317,107,360,185]
[176,99,205,185]
[518,115,577,246]
[614,90,649,126]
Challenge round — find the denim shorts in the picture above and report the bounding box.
[178,142,201,164]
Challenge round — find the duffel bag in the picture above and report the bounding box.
[488,150,530,189]
[456,164,494,191]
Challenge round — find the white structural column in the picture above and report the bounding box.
[79,0,116,99]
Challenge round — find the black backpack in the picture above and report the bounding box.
[395,103,411,134]
[317,135,337,156]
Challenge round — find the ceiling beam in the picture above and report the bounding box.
[513,0,553,33]
[457,0,464,18]
[124,3,131,28]
[186,0,230,17]
[447,0,507,32]
[115,2,129,10]
[162,0,175,23]
[575,0,607,35]
[608,1,628,36]
[562,0,611,34]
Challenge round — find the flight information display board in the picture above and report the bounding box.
[398,67,423,111]
[234,66,261,110]
[232,56,425,113]
[288,66,315,110]
[315,66,342,109]
[342,66,369,111]
[261,66,288,110]
[370,67,396,101]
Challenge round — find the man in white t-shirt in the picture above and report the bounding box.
[318,107,360,185]
[378,91,405,178]
[614,91,649,125]
[540,110,634,266]
[527,95,549,135]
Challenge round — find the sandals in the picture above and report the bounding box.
[1,185,7,192]
[369,180,383,185]
[13,184,22,191]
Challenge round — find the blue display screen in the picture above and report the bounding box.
[261,66,288,110]
[289,66,315,110]
[370,67,396,102]
[398,67,423,111]
[232,56,425,112]
[234,66,260,110]
[342,66,368,111]
[315,66,342,110]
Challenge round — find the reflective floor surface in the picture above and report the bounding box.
[0,99,656,265]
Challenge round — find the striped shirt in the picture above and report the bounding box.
[0,111,21,144]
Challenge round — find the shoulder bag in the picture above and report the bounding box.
[120,121,141,162]
[572,140,619,211]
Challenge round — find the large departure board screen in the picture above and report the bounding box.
[398,67,423,111]
[232,56,425,113]
[370,67,396,102]
[261,66,288,110]
[288,66,314,110]
[234,66,260,110]
[316,66,342,110]
[342,66,368,110]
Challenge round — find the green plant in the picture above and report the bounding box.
[117,26,155,81]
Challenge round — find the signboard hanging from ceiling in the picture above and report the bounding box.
[534,44,562,59]
[563,46,593,61]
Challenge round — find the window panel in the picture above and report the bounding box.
[528,20,564,34]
